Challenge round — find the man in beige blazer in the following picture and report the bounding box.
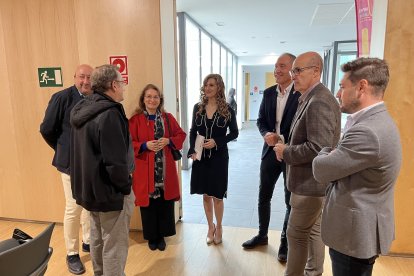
[274,52,341,275]
[313,57,402,276]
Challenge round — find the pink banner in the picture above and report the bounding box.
[355,0,374,57]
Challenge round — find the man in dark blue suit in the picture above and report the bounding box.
[242,53,299,263]
[40,64,93,275]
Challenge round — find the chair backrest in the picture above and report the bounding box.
[0,223,55,276]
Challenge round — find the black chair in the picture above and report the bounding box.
[0,223,55,276]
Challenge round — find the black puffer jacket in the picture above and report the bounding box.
[70,92,131,212]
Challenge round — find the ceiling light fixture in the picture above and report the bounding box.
[216,22,225,26]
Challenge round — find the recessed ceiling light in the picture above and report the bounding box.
[216,22,225,26]
[280,41,287,44]
[242,51,248,54]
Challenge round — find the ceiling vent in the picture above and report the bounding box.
[311,2,355,26]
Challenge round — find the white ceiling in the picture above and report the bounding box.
[176,0,357,58]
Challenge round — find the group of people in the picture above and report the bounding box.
[243,51,401,276]
[40,51,401,276]
[40,65,238,275]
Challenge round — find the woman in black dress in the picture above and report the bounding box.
[187,74,238,245]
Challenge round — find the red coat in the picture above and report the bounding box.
[129,112,186,207]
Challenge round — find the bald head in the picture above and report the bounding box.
[299,52,323,73]
[291,52,323,93]
[74,64,93,95]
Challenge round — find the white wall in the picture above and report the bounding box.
[243,65,274,120]
[237,56,277,124]
[160,0,178,114]
[370,0,388,58]
[160,0,182,222]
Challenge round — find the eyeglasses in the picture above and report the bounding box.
[114,80,127,85]
[77,74,91,80]
[145,95,161,100]
[289,66,318,76]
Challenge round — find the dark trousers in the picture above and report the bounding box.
[258,150,290,243]
[329,248,378,276]
[140,190,176,241]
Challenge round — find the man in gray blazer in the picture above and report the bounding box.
[274,52,341,275]
[313,57,402,276]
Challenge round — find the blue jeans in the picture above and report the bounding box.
[329,248,378,276]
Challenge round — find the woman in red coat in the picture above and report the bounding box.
[129,84,186,251]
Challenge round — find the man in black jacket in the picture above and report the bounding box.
[242,53,300,263]
[40,64,93,275]
[70,64,135,276]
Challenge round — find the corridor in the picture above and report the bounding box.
[181,121,287,230]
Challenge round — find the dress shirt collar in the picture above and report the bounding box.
[298,82,320,103]
[348,101,384,123]
[76,87,85,98]
[276,81,294,96]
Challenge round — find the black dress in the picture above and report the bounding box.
[188,103,239,199]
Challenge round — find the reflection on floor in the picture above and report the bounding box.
[181,121,287,231]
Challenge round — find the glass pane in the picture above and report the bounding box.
[185,19,201,129]
[336,53,357,131]
[232,56,237,89]
[212,40,220,74]
[201,32,211,81]
[221,47,227,89]
[227,53,233,95]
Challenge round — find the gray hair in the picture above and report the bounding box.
[91,64,120,93]
[342,57,389,95]
[280,53,296,64]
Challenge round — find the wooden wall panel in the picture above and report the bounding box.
[0,0,165,229]
[383,0,414,255]
[0,3,26,218]
[73,0,163,117]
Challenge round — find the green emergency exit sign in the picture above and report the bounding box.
[38,67,63,87]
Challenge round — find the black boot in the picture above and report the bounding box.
[277,239,288,262]
[157,237,166,251]
[148,239,158,251]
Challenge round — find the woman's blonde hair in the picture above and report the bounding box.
[197,74,230,120]
[134,83,165,115]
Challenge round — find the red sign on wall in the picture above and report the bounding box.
[110,55,128,84]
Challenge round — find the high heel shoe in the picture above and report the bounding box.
[206,223,216,245]
[214,226,222,245]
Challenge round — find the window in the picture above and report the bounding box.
[185,19,201,129]
[221,47,227,87]
[212,40,220,74]
[177,13,238,169]
[201,31,212,80]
